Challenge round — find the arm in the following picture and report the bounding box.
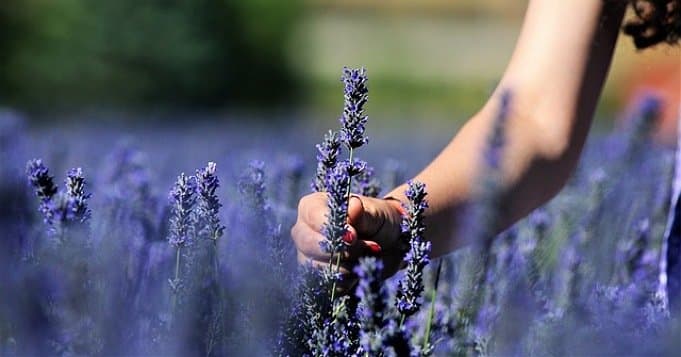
[386,0,627,258]
[292,0,627,275]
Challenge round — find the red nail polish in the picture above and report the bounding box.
[367,241,382,254]
[342,231,355,245]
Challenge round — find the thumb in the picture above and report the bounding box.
[347,195,402,248]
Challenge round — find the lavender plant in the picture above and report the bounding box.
[167,172,197,315]
[396,180,431,321]
[3,70,681,356]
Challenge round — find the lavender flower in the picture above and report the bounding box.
[355,257,410,356]
[339,67,369,149]
[355,257,388,353]
[321,163,350,254]
[353,164,381,198]
[196,162,224,242]
[26,159,58,223]
[167,173,197,247]
[65,168,92,223]
[396,180,431,318]
[312,130,342,192]
[47,192,78,226]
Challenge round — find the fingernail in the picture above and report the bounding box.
[366,241,382,254]
[342,231,355,245]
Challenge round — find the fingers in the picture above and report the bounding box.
[347,196,403,249]
[293,223,382,266]
[298,192,329,232]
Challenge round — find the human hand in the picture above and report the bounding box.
[291,193,406,285]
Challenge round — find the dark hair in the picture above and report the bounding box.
[623,0,681,48]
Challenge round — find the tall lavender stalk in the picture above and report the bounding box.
[196,162,224,248]
[322,163,351,302]
[396,180,431,323]
[167,173,197,316]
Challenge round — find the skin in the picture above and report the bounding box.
[291,0,628,278]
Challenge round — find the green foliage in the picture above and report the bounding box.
[0,0,302,110]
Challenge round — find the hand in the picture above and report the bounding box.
[291,193,406,283]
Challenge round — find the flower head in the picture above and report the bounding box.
[396,180,431,317]
[312,130,342,192]
[26,159,58,202]
[320,163,350,254]
[167,173,197,247]
[65,167,92,223]
[339,67,369,149]
[196,162,224,242]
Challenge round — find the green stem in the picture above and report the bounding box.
[171,245,182,318]
[330,252,342,302]
[423,260,443,351]
[212,237,219,279]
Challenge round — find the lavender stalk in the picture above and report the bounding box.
[167,172,197,317]
[396,180,431,323]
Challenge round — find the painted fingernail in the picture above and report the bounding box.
[366,241,382,254]
[342,231,355,245]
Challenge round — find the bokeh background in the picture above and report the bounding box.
[0,0,679,135]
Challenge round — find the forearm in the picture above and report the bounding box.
[387,0,626,258]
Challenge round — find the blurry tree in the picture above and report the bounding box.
[0,0,302,112]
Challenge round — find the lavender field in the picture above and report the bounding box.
[1,68,680,356]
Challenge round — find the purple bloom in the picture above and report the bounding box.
[352,164,381,197]
[312,130,342,192]
[196,162,224,242]
[167,173,197,247]
[321,163,350,254]
[65,167,92,223]
[26,159,58,223]
[46,192,78,226]
[396,180,431,318]
[339,67,369,149]
[355,257,387,331]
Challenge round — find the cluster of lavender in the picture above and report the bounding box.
[285,67,438,356]
[1,72,680,356]
[25,159,91,237]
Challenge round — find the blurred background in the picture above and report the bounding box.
[0,0,678,134]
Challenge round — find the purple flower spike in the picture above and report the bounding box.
[196,162,225,242]
[339,67,369,149]
[321,164,350,254]
[26,159,58,224]
[65,167,92,223]
[396,180,431,318]
[167,173,197,247]
[312,130,342,192]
